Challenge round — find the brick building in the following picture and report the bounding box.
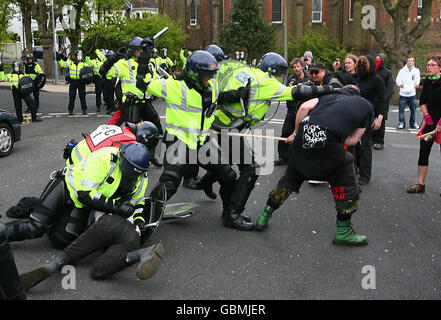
[159,0,441,55]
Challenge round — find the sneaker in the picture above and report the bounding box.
[373,143,384,150]
[32,118,42,123]
[136,243,165,280]
[410,124,419,129]
[407,183,425,194]
[397,123,405,129]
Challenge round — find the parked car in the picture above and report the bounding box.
[0,109,21,157]
[32,46,43,59]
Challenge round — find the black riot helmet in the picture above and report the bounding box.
[25,53,34,64]
[75,50,83,61]
[126,121,161,149]
[204,44,226,63]
[258,52,289,77]
[127,37,143,58]
[119,142,150,179]
[183,50,219,91]
[11,61,22,73]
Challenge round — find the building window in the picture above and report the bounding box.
[312,0,322,23]
[272,0,282,23]
[348,0,354,21]
[417,0,422,19]
[190,0,197,26]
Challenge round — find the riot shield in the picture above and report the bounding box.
[79,66,95,85]
[18,76,35,96]
[34,73,46,90]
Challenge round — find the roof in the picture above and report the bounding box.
[128,0,158,9]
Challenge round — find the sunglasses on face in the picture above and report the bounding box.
[310,70,320,75]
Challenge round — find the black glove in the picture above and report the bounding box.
[141,37,154,50]
[237,86,250,102]
[136,76,149,93]
[291,85,339,100]
[113,47,127,63]
[114,201,135,219]
[139,48,153,65]
[56,52,62,61]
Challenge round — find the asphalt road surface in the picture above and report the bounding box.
[0,88,440,300]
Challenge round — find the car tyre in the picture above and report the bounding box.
[0,123,14,157]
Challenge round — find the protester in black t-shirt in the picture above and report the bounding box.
[256,85,372,247]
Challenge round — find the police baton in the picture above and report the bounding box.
[153,27,168,40]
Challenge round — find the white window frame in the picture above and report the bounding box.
[417,0,422,19]
[312,0,322,23]
[348,0,354,21]
[190,0,197,26]
[272,0,283,24]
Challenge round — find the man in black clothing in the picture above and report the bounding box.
[354,55,386,185]
[256,86,372,247]
[275,58,312,166]
[372,53,394,150]
[309,62,343,88]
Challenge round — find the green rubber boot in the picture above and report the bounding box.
[333,219,368,246]
[255,205,275,231]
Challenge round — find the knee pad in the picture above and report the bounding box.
[268,186,293,210]
[335,199,359,216]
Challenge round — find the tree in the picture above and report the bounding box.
[0,0,17,53]
[219,0,275,61]
[287,28,348,70]
[357,0,438,80]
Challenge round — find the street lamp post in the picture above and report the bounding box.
[51,0,58,84]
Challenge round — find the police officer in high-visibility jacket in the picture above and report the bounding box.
[99,37,163,167]
[64,121,160,167]
[97,50,120,114]
[57,49,88,115]
[149,48,162,73]
[136,42,254,231]
[198,52,340,223]
[23,53,44,111]
[0,61,41,123]
[5,144,150,250]
[86,48,106,112]
[18,143,165,290]
[159,48,175,73]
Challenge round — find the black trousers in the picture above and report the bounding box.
[68,80,87,113]
[103,79,115,110]
[159,138,237,207]
[32,89,40,111]
[94,76,103,108]
[12,90,36,123]
[355,125,373,182]
[62,214,140,279]
[372,118,386,145]
[277,112,296,161]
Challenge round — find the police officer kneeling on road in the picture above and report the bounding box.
[0,61,41,123]
[18,143,166,291]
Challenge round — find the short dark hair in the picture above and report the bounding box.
[291,58,305,68]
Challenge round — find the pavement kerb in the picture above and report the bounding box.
[0,81,96,94]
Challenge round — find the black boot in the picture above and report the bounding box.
[6,219,46,242]
[222,208,255,231]
[19,253,67,291]
[126,243,164,280]
[200,173,217,200]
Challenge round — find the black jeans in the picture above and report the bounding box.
[103,79,115,110]
[68,80,87,112]
[63,214,140,279]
